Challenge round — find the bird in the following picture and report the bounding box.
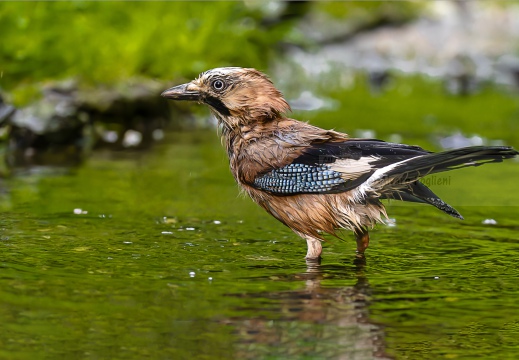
[161,67,518,261]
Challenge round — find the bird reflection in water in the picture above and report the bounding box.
[222,258,393,359]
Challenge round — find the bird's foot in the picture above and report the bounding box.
[355,228,370,254]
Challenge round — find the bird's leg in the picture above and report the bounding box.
[355,228,370,257]
[294,231,322,260]
[305,237,322,260]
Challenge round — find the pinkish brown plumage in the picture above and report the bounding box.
[162,67,518,261]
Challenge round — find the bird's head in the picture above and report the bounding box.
[161,67,290,129]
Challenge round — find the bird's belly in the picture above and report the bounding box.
[242,185,386,237]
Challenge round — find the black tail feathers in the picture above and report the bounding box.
[384,146,518,183]
[380,146,517,219]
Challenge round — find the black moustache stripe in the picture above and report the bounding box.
[205,96,231,116]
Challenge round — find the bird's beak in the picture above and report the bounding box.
[161,82,200,101]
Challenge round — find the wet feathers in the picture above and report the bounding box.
[162,67,518,259]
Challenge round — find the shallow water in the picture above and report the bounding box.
[1,127,518,359]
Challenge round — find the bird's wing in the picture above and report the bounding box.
[252,139,430,195]
[251,139,517,219]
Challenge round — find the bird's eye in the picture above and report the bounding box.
[212,79,225,91]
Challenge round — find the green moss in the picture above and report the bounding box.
[0,2,285,90]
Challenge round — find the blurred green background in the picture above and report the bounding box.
[0,1,422,90]
[1,2,519,360]
[1,1,517,147]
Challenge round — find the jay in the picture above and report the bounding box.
[162,67,518,260]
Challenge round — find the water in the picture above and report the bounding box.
[1,93,519,358]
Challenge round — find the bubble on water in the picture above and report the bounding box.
[213,220,221,225]
[482,219,497,225]
[123,241,132,244]
[73,208,88,215]
[161,231,173,235]
[185,227,195,231]
[208,277,213,282]
[189,271,195,278]
[434,276,440,280]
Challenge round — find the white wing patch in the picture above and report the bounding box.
[353,155,425,201]
[330,155,380,180]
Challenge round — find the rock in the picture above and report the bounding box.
[0,95,15,126]
[78,78,171,149]
[444,54,478,96]
[6,78,174,168]
[283,2,519,89]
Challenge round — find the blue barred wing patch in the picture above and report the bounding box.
[253,163,345,194]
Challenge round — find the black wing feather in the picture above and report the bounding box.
[295,139,430,165]
[253,139,430,195]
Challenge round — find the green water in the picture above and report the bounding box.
[0,76,518,360]
[1,127,518,360]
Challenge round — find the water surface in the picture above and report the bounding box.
[1,127,519,359]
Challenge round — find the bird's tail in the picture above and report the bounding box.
[369,146,518,218]
[381,146,518,181]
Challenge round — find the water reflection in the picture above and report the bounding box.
[225,259,392,359]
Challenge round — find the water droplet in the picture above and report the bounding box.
[482,219,497,225]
